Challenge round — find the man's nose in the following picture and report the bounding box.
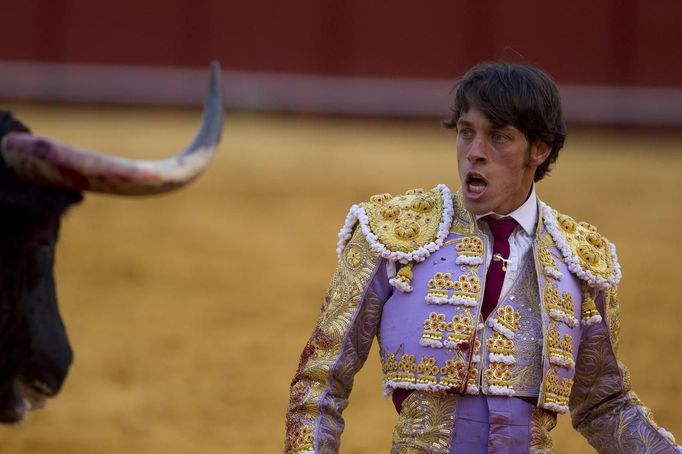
[467,136,488,163]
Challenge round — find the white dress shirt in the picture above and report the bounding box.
[476,185,538,301]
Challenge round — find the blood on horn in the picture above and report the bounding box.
[0,61,223,195]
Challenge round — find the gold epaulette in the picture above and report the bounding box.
[540,203,621,290]
[336,184,454,264]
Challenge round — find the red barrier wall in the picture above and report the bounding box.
[2,0,680,87]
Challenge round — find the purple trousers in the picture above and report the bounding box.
[449,395,537,453]
[393,390,545,453]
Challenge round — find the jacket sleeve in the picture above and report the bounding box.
[570,286,681,453]
[284,224,392,454]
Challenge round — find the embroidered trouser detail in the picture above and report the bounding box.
[391,391,458,454]
[392,393,557,453]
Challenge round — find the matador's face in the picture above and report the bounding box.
[455,107,549,216]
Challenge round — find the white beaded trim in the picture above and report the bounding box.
[548,309,578,329]
[336,184,454,264]
[581,314,602,327]
[456,255,483,265]
[544,267,563,281]
[489,353,516,365]
[389,277,413,293]
[541,402,569,414]
[549,354,575,369]
[424,295,478,307]
[540,202,622,290]
[425,295,450,305]
[465,384,480,395]
[488,385,515,396]
[419,338,443,349]
[450,295,478,307]
[383,381,454,396]
[488,318,516,340]
[443,339,470,350]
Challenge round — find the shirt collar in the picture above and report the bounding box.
[475,184,538,236]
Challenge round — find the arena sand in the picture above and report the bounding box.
[0,105,680,453]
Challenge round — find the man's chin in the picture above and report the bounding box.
[462,197,490,216]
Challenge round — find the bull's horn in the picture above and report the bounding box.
[0,61,223,195]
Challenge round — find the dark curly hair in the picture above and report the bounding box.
[443,63,567,181]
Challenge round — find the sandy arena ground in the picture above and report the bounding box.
[0,104,680,453]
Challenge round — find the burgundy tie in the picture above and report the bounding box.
[481,217,518,321]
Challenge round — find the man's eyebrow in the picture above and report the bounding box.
[492,124,519,133]
[456,119,473,127]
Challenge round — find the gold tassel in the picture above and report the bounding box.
[390,261,415,292]
[581,282,601,325]
[397,262,414,281]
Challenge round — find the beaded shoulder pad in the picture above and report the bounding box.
[336,184,454,264]
[540,202,621,290]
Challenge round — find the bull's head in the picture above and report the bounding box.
[0,62,223,423]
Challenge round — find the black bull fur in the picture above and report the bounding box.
[0,113,82,423]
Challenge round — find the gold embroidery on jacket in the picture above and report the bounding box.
[289,425,314,453]
[547,322,575,369]
[364,187,444,253]
[537,233,563,280]
[509,258,544,394]
[439,359,468,388]
[382,352,400,383]
[540,366,573,412]
[419,312,447,348]
[398,354,418,384]
[425,272,453,304]
[451,273,481,306]
[485,362,514,389]
[416,356,440,386]
[445,311,475,349]
[605,287,621,353]
[544,282,578,327]
[285,225,380,453]
[487,331,514,355]
[383,349,477,392]
[419,310,477,350]
[495,305,521,335]
[455,236,484,260]
[554,212,617,281]
[485,305,521,395]
[449,190,475,235]
[467,339,482,392]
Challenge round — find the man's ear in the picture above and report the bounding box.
[530,141,551,166]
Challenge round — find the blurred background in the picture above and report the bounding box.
[0,1,680,452]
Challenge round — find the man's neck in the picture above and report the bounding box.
[475,185,538,235]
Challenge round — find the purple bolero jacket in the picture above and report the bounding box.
[285,185,681,454]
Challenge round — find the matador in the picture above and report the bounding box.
[285,63,681,453]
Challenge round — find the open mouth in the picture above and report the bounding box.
[465,172,488,195]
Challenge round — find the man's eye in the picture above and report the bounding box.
[459,129,473,139]
[492,133,508,143]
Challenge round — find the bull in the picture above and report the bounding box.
[0,62,223,423]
